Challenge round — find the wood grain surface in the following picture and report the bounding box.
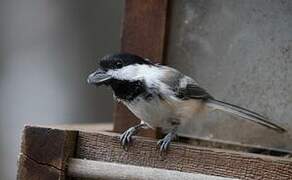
[17,126,77,180]
[76,131,292,180]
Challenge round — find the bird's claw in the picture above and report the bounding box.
[120,127,136,151]
[157,132,176,155]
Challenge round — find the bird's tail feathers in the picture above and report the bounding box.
[206,99,286,133]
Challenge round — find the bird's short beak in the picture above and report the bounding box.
[87,69,111,86]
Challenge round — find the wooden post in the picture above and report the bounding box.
[17,126,77,180]
[113,0,169,138]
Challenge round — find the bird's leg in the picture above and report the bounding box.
[157,127,177,154]
[120,123,147,150]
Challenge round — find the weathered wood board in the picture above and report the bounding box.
[17,126,77,180]
[68,158,233,180]
[75,131,292,180]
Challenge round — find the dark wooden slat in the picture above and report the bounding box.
[18,155,63,180]
[76,131,292,180]
[17,126,78,180]
[113,0,168,137]
[121,0,168,61]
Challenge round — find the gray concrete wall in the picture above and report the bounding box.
[167,0,292,150]
[0,0,123,179]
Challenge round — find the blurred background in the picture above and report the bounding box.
[0,0,123,179]
[1,0,292,179]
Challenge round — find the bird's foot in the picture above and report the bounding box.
[157,131,177,155]
[120,123,147,151]
[120,127,137,151]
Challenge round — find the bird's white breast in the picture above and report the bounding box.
[123,95,205,131]
[124,96,172,129]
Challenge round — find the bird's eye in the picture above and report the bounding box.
[116,61,123,68]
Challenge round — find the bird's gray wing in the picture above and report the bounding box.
[157,66,213,100]
[176,83,213,100]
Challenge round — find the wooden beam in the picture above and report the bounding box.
[76,131,292,180]
[114,0,168,137]
[17,126,77,180]
[67,158,232,180]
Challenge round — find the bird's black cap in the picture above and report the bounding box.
[99,53,153,71]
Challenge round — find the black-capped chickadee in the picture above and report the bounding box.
[87,53,286,152]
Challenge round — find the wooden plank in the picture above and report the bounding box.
[76,131,292,180]
[67,158,233,180]
[46,123,113,132]
[17,126,78,180]
[114,0,168,137]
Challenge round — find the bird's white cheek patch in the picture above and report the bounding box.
[107,64,163,82]
[107,65,141,81]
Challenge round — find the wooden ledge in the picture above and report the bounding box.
[76,130,292,179]
[17,125,292,180]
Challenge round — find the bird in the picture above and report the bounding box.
[87,53,286,152]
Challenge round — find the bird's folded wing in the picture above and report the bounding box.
[176,83,213,100]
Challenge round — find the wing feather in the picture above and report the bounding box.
[176,83,213,100]
[155,66,212,101]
